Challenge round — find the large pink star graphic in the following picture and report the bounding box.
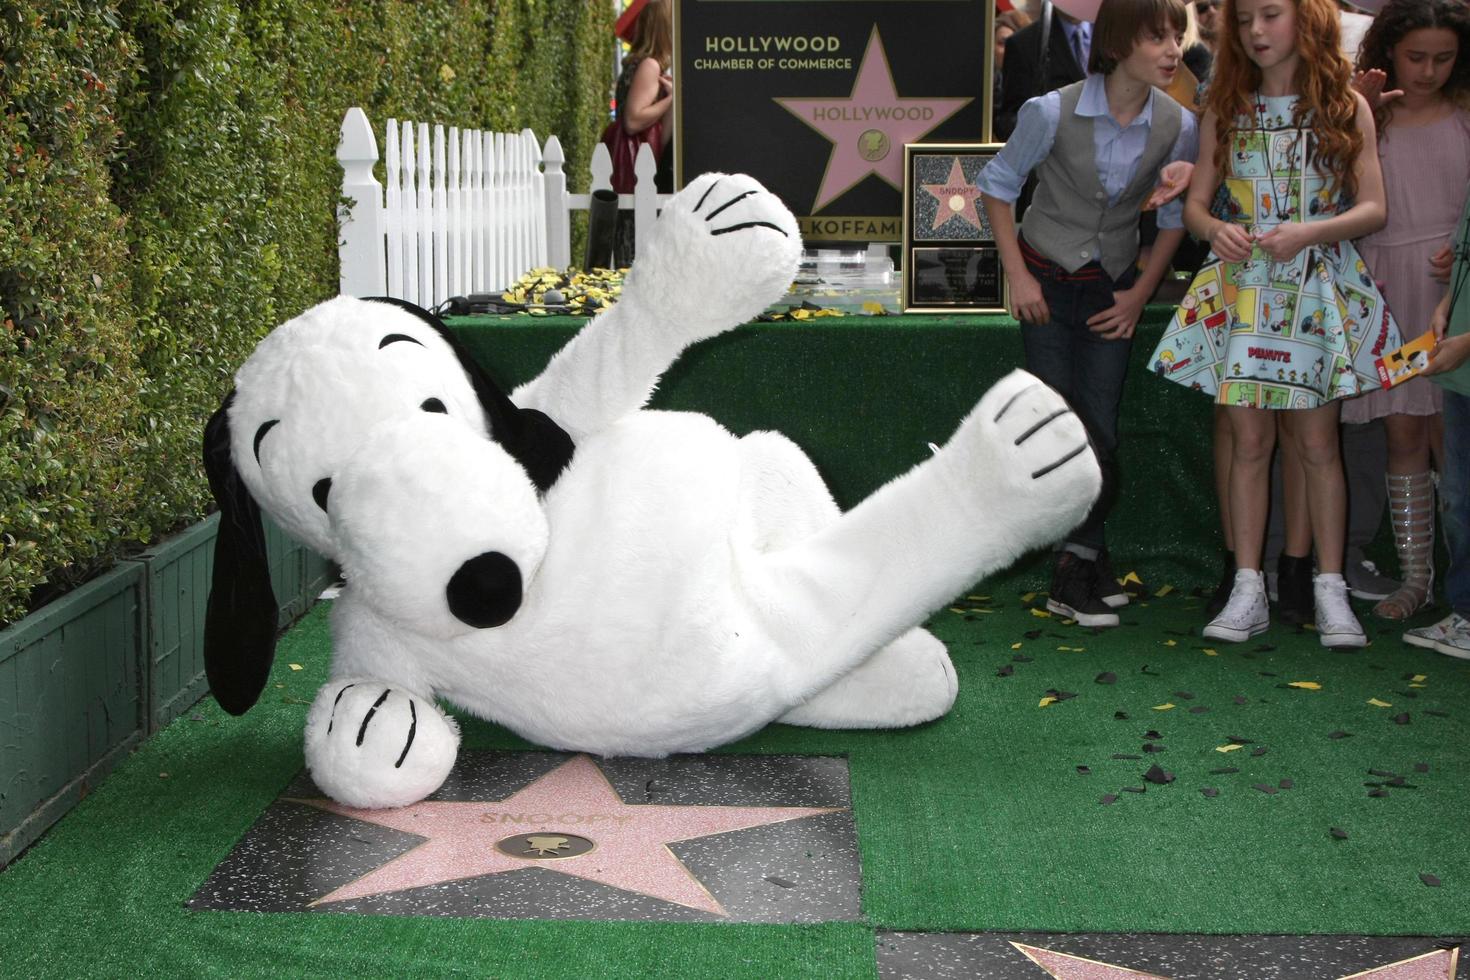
[288,755,838,916]
[923,157,985,233]
[1011,943,1460,979]
[775,28,971,212]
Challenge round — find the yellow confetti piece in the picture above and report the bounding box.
[1121,571,1143,585]
[1367,698,1392,707]
[1153,703,1176,711]
[1203,648,1219,656]
[1411,674,1427,682]
[1215,743,1244,753]
[1410,683,1426,688]
[949,607,966,614]
[861,301,886,314]
[1287,681,1321,690]
[1021,592,1037,603]
[288,663,303,671]
[1154,585,1174,597]
[1011,642,1023,650]
[1164,639,1178,647]
[970,608,995,614]
[967,595,991,601]
[1030,608,1052,618]
[1039,696,1057,708]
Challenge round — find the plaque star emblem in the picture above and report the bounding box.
[775,28,971,212]
[288,754,838,916]
[922,157,985,233]
[1011,943,1460,979]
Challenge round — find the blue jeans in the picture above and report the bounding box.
[1442,388,1469,616]
[1019,245,1137,553]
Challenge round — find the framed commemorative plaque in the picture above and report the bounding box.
[901,142,1006,314]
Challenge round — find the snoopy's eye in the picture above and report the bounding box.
[421,398,448,414]
[253,419,280,464]
[313,478,332,513]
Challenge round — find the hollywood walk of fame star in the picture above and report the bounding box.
[922,158,985,234]
[1011,942,1460,979]
[775,28,971,212]
[287,754,839,916]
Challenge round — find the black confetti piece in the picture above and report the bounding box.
[1115,711,1130,720]
[1112,753,1143,760]
[1141,665,1160,675]
[1144,730,1163,740]
[1393,712,1411,725]
[1013,654,1034,663]
[1174,691,1195,700]
[1415,762,1430,773]
[1279,778,1294,790]
[1330,828,1348,839]
[1227,735,1255,744]
[1426,709,1450,718]
[1144,764,1175,785]
[997,664,1015,677]
[1024,629,1043,640]
[1095,672,1117,685]
[1254,644,1276,653]
[1253,783,1278,795]
[1398,690,1419,699]
[1143,743,1166,754]
[1045,689,1078,702]
[765,876,795,888]
[1259,671,1279,678]
[1387,775,1407,787]
[1251,747,1268,757]
[1421,873,1442,888]
[1210,767,1240,775]
[1328,730,1352,739]
[1369,788,1389,798]
[1076,765,1091,775]
[1369,768,1397,778]
[1189,706,1210,714]
[1100,794,1118,805]
[1121,786,1147,793]
[1201,787,1219,798]
[1233,695,1249,705]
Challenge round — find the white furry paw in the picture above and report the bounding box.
[779,628,957,729]
[627,172,803,334]
[303,678,459,808]
[954,369,1101,541]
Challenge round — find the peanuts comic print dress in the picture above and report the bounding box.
[1147,95,1401,409]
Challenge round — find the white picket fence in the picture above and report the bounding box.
[337,106,668,307]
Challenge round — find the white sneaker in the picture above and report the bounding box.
[1314,573,1366,648]
[1404,612,1470,660]
[1204,569,1269,642]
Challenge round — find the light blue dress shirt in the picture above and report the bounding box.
[977,73,1200,237]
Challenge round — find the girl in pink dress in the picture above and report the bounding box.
[1346,0,1470,619]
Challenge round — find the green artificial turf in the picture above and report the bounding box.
[1,588,1466,977]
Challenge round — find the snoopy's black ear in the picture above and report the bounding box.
[202,391,278,716]
[364,296,575,492]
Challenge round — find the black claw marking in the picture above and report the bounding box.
[356,689,392,747]
[1014,408,1072,446]
[693,179,721,212]
[993,384,1040,423]
[711,221,789,237]
[1031,443,1089,479]
[327,683,356,734]
[395,700,418,769]
[704,190,757,221]
[378,333,425,349]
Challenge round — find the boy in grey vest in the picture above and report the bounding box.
[980,0,1198,627]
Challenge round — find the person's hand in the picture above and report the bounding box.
[1145,161,1194,210]
[1422,333,1470,376]
[1351,68,1404,111]
[1429,243,1453,284]
[658,73,674,97]
[1254,223,1315,263]
[1008,269,1050,325]
[1087,284,1148,340]
[1209,221,1254,262]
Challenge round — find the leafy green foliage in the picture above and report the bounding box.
[0,0,614,627]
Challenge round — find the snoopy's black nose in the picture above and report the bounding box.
[446,551,522,628]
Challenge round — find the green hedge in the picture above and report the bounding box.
[0,0,614,627]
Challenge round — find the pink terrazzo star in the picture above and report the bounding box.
[1339,947,1460,979]
[1012,942,1170,979]
[923,157,985,233]
[775,28,971,211]
[289,754,839,916]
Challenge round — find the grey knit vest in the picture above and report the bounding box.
[1020,80,1183,279]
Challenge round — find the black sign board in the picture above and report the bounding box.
[675,0,992,246]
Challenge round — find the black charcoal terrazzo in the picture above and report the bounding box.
[188,750,859,923]
[875,930,1465,979]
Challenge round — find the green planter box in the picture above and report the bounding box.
[0,562,145,868]
[1,515,333,869]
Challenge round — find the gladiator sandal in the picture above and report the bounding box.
[1374,471,1435,620]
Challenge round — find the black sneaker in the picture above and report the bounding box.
[1047,553,1120,628]
[1094,550,1130,609]
[1276,552,1314,626]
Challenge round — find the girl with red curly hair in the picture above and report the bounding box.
[1146,0,1402,647]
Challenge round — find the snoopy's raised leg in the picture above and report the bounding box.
[512,173,801,440]
[749,369,1101,710]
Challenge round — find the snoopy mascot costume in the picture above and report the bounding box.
[203,173,1101,809]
